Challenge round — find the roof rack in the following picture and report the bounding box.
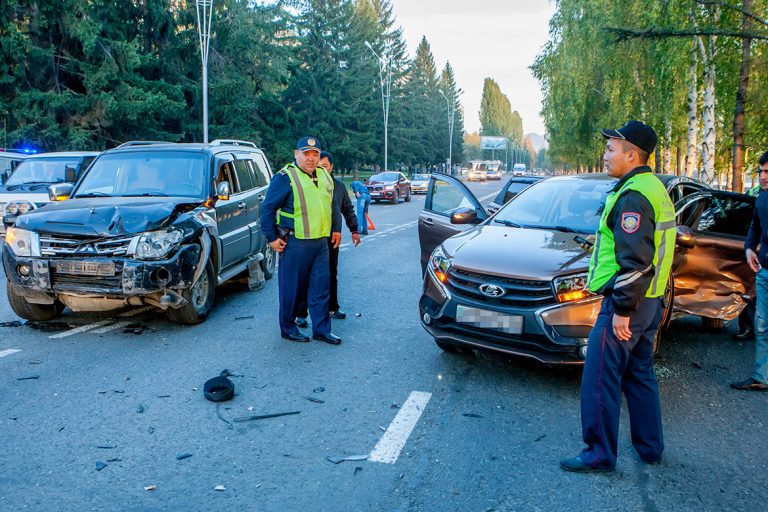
[116,141,169,148]
[210,139,258,148]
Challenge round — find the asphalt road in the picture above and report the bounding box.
[0,176,766,511]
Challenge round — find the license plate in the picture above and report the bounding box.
[456,305,523,334]
[56,260,116,276]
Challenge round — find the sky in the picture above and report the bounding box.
[391,0,556,136]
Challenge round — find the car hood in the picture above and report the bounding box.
[442,224,592,279]
[367,180,397,186]
[15,197,202,237]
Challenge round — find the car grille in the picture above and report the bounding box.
[50,261,124,294]
[368,186,383,192]
[40,235,133,257]
[446,268,555,308]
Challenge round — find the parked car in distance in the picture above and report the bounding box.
[418,173,750,364]
[411,173,430,194]
[367,171,412,204]
[487,176,544,214]
[0,152,100,234]
[0,150,30,185]
[512,163,527,176]
[3,140,276,325]
[467,168,487,181]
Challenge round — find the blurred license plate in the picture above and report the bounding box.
[56,260,115,276]
[456,305,523,334]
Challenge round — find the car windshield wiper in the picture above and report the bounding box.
[550,225,580,233]
[494,219,524,228]
[125,192,170,197]
[6,181,60,190]
[74,192,113,198]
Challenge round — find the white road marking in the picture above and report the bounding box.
[479,190,499,201]
[93,321,132,334]
[118,306,154,317]
[0,349,22,358]
[369,391,432,464]
[339,220,418,248]
[49,320,112,339]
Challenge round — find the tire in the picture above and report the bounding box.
[167,259,216,325]
[261,245,276,280]
[404,189,412,202]
[701,317,725,331]
[435,340,468,354]
[391,191,399,204]
[6,282,63,322]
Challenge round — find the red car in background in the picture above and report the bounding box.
[366,171,412,204]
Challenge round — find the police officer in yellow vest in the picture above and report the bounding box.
[260,136,343,345]
[560,120,676,473]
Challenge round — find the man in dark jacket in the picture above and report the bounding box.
[296,151,360,327]
[732,150,768,391]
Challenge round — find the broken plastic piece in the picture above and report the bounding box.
[303,397,325,404]
[136,404,145,413]
[16,375,40,381]
[313,386,325,393]
[214,485,226,491]
[176,453,193,461]
[95,461,108,471]
[144,485,157,491]
[325,454,369,464]
[232,411,300,423]
[235,315,254,320]
[462,413,483,418]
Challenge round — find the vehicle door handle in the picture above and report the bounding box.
[238,201,247,210]
[423,218,434,227]
[257,194,264,201]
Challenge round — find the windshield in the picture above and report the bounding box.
[370,172,399,181]
[6,157,81,185]
[413,174,429,180]
[75,152,208,198]
[494,178,615,233]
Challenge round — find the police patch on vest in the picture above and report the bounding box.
[621,212,640,234]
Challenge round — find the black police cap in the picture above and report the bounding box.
[601,120,658,155]
[296,136,321,152]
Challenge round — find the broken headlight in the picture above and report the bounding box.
[554,272,594,303]
[133,228,186,260]
[5,227,41,257]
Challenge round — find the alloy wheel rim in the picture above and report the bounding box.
[191,271,210,310]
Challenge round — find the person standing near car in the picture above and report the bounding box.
[296,151,360,327]
[350,177,371,235]
[732,151,768,391]
[260,136,343,345]
[560,120,676,473]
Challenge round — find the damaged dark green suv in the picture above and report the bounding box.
[3,140,276,324]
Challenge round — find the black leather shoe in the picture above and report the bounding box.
[559,455,614,473]
[282,332,310,343]
[295,317,309,328]
[732,328,754,340]
[313,333,342,345]
[730,377,768,391]
[330,310,347,320]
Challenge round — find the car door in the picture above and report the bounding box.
[398,172,410,195]
[214,156,250,269]
[418,174,488,272]
[672,190,755,320]
[247,152,272,253]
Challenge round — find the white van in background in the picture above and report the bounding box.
[512,163,527,176]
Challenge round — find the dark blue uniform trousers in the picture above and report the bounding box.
[579,296,664,469]
[278,236,332,337]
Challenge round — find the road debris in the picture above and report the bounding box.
[113,390,125,394]
[354,466,363,475]
[97,445,117,449]
[176,453,193,461]
[144,485,157,491]
[535,434,547,442]
[325,454,369,464]
[136,404,145,414]
[106,458,122,463]
[220,369,243,378]
[157,395,171,398]
[123,323,146,335]
[235,315,254,320]
[233,411,301,423]
[16,375,40,381]
[95,461,108,471]
[303,397,325,404]
[313,386,325,393]
[692,361,703,370]
[214,485,226,491]
[463,413,483,418]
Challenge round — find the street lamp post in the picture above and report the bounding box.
[365,41,392,173]
[195,0,214,143]
[439,88,463,174]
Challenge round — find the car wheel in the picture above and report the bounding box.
[392,191,399,204]
[261,245,276,280]
[701,317,725,331]
[435,340,469,354]
[404,189,412,202]
[168,259,216,325]
[6,282,64,322]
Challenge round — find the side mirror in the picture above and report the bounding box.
[217,181,231,201]
[676,225,695,248]
[64,165,77,182]
[49,183,75,202]
[450,207,479,225]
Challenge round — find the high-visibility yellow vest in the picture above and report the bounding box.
[277,163,334,239]
[587,172,676,298]
[748,184,761,197]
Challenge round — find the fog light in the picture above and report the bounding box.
[579,345,588,359]
[17,264,31,277]
[422,313,431,325]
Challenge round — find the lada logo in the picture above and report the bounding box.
[479,283,505,298]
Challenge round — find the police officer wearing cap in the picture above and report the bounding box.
[560,120,676,473]
[260,136,343,345]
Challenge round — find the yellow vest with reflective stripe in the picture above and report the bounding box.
[587,172,676,298]
[277,163,334,239]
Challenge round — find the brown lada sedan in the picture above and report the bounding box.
[418,173,755,364]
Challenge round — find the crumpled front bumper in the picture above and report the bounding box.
[418,266,602,365]
[3,244,200,298]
